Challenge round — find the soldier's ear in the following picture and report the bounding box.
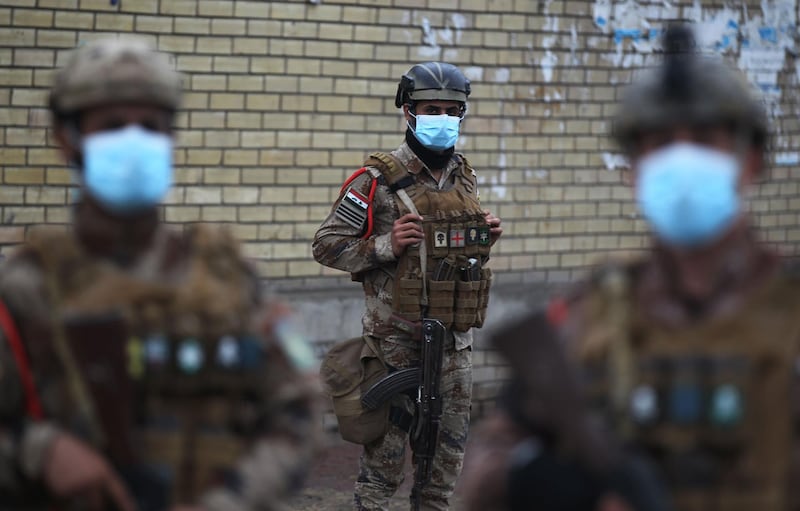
[403,104,414,124]
[53,119,82,167]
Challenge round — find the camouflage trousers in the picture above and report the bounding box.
[354,335,472,511]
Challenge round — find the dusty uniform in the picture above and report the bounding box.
[464,230,800,511]
[0,208,316,511]
[313,142,484,510]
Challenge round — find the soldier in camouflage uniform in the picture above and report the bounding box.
[0,38,318,511]
[313,62,502,510]
[462,25,800,511]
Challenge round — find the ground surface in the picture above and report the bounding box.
[288,434,470,510]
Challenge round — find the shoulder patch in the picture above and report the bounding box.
[335,186,370,232]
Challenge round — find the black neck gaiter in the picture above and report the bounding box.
[405,128,454,171]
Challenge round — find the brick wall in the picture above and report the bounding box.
[2,0,800,420]
[2,0,798,279]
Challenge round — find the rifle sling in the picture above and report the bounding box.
[372,152,429,310]
[363,334,386,366]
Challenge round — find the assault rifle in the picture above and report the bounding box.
[494,309,670,511]
[361,318,446,511]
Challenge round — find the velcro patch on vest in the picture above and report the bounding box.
[449,229,466,248]
[130,333,267,378]
[434,229,448,248]
[478,226,491,245]
[466,226,479,245]
[335,186,369,232]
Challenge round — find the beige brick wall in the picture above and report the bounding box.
[1,0,799,281]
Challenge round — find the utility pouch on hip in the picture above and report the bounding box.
[320,336,389,445]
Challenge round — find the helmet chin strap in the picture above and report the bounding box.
[731,127,754,181]
[65,120,85,169]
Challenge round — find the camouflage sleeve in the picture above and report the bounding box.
[201,306,320,511]
[312,170,397,274]
[0,256,62,491]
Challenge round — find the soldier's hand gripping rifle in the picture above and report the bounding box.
[361,318,446,511]
[494,310,670,511]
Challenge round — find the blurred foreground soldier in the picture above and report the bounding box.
[463,24,800,511]
[314,62,502,510]
[0,38,317,511]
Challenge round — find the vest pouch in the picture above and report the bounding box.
[319,336,389,445]
[453,279,481,332]
[427,279,455,329]
[474,268,493,328]
[393,269,423,320]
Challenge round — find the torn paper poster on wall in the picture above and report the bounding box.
[775,152,800,165]
[602,152,630,171]
[592,0,799,125]
[416,13,468,59]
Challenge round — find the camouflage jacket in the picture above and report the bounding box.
[312,141,476,350]
[0,206,318,511]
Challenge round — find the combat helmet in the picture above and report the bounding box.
[50,38,182,118]
[613,24,768,153]
[395,62,471,108]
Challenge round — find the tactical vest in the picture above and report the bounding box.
[578,263,800,511]
[23,226,261,505]
[365,152,492,333]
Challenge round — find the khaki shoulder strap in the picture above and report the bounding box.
[364,152,415,192]
[186,224,251,280]
[24,228,82,271]
[23,229,107,448]
[599,264,634,439]
[457,153,478,192]
[184,224,260,309]
[364,153,428,308]
[581,261,642,439]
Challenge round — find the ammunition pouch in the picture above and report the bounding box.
[453,279,481,332]
[367,151,492,335]
[320,335,389,444]
[427,279,455,327]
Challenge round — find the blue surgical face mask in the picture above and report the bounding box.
[82,125,173,215]
[409,113,461,151]
[636,142,741,248]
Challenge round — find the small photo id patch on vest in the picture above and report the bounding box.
[335,186,369,232]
